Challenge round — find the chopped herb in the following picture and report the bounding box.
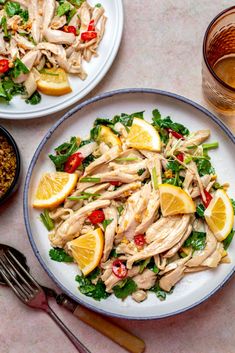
[110,249,118,258]
[40,209,54,231]
[49,136,78,171]
[139,258,151,273]
[150,282,170,301]
[5,2,28,21]
[230,199,235,213]
[195,157,215,177]
[117,205,124,216]
[166,160,184,172]
[80,177,101,183]
[67,7,76,23]
[0,78,24,103]
[152,109,189,137]
[75,270,109,301]
[113,278,137,300]
[25,90,41,105]
[213,182,222,190]
[82,154,96,168]
[112,111,144,127]
[196,203,205,218]
[90,125,101,141]
[95,3,102,7]
[57,1,70,16]
[102,219,113,231]
[68,0,85,7]
[1,16,10,38]
[137,168,146,176]
[49,248,73,262]
[10,58,29,78]
[223,229,235,250]
[202,142,219,150]
[184,231,206,250]
[152,265,159,274]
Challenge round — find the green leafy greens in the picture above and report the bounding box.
[10,58,29,78]
[184,231,206,251]
[223,230,235,250]
[5,2,29,21]
[25,91,41,105]
[112,278,137,299]
[49,248,74,262]
[75,269,110,301]
[150,282,171,301]
[49,136,79,171]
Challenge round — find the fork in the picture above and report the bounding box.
[0,249,91,353]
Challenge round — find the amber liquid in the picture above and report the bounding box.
[213,56,235,89]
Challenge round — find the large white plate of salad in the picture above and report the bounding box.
[0,0,123,119]
[24,89,235,319]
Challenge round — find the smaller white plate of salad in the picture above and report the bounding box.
[0,0,123,119]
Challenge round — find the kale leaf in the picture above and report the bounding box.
[184,231,206,250]
[113,278,137,299]
[49,248,74,262]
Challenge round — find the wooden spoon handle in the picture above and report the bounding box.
[73,305,145,353]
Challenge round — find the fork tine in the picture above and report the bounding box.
[7,250,41,290]
[0,257,30,301]
[2,252,34,295]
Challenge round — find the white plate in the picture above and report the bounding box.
[0,0,123,120]
[24,89,235,319]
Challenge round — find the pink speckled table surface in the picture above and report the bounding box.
[1,1,235,353]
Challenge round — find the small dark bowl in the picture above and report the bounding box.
[0,125,21,206]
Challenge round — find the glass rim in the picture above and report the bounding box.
[203,5,235,92]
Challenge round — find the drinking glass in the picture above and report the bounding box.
[202,6,235,115]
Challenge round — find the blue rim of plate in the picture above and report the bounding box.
[23,88,235,320]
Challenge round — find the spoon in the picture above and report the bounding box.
[0,243,145,353]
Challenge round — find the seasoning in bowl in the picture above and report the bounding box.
[0,134,17,198]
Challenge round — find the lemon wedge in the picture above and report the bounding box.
[126,117,161,151]
[204,189,234,241]
[98,125,121,147]
[159,184,196,216]
[37,68,72,96]
[67,228,104,276]
[33,172,78,209]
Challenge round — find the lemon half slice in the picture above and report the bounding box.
[204,189,234,241]
[159,184,196,216]
[126,117,161,151]
[37,68,72,96]
[33,172,78,208]
[98,125,121,147]
[67,228,104,276]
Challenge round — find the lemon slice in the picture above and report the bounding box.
[204,189,234,241]
[33,172,78,208]
[126,117,161,151]
[98,125,121,147]
[67,228,104,276]
[37,68,72,96]
[159,184,196,216]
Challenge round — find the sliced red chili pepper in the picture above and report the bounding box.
[63,26,77,36]
[81,31,97,41]
[88,209,105,224]
[134,234,146,247]
[176,152,184,162]
[109,181,121,186]
[201,189,213,208]
[167,128,184,140]
[64,152,84,173]
[0,59,9,73]
[112,260,127,279]
[88,19,95,31]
